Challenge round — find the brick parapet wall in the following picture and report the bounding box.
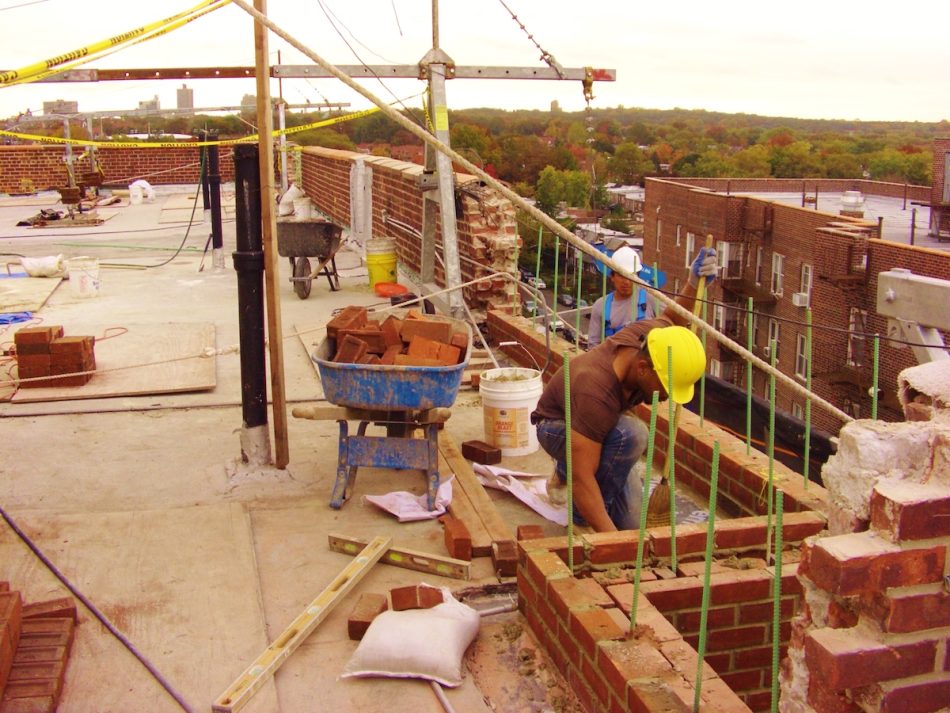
[782,420,950,712]
[0,144,234,193]
[487,310,831,519]
[517,513,826,712]
[665,177,931,203]
[931,138,950,206]
[299,146,519,315]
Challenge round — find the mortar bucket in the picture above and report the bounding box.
[479,367,543,456]
[366,238,397,288]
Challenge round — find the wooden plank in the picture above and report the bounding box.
[10,323,215,402]
[440,450,492,557]
[212,535,391,713]
[0,275,59,313]
[439,432,515,543]
[328,533,470,580]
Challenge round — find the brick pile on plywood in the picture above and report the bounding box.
[0,586,77,713]
[326,307,467,366]
[14,326,96,388]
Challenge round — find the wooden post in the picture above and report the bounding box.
[253,0,290,468]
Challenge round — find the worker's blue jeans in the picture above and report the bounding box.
[535,415,647,530]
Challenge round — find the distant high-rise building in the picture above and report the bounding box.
[138,95,160,112]
[42,99,78,115]
[176,84,194,112]
[551,99,561,113]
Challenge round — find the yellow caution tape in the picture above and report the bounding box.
[0,106,381,148]
[0,0,228,85]
[7,0,232,87]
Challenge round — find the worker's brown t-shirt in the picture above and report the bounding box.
[531,316,672,442]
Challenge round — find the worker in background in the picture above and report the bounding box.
[532,247,717,532]
[587,246,655,349]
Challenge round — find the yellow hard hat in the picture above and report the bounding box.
[646,326,706,404]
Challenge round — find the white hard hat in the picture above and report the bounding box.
[611,246,642,275]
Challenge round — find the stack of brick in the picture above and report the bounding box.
[326,306,467,367]
[783,419,950,712]
[0,586,77,713]
[14,326,96,388]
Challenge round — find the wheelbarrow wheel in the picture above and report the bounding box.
[293,257,312,299]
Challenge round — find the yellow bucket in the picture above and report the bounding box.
[366,238,397,288]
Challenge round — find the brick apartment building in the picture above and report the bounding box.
[642,138,950,435]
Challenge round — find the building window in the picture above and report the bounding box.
[792,402,804,420]
[685,232,696,267]
[771,253,785,296]
[755,247,764,285]
[712,304,725,332]
[847,308,867,367]
[656,219,663,251]
[768,319,780,362]
[676,224,682,247]
[718,241,743,278]
[800,263,813,298]
[673,278,681,297]
[795,333,808,380]
[752,313,760,347]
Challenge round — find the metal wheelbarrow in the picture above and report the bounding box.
[297,315,471,510]
[275,217,343,299]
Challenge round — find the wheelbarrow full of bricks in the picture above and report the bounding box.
[275,217,343,299]
[292,309,471,510]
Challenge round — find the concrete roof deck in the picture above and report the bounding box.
[0,189,576,712]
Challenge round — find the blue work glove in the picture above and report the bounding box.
[689,247,718,287]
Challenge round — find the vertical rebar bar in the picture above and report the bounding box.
[746,297,753,455]
[770,491,784,713]
[803,309,813,490]
[631,391,659,631]
[575,248,582,349]
[693,441,720,713]
[563,352,574,572]
[667,345,677,572]
[872,334,880,420]
[699,298,707,427]
[553,234,560,326]
[765,340,777,559]
[533,226,542,321]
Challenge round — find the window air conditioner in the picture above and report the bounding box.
[791,292,809,308]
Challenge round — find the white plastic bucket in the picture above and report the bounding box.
[479,367,543,456]
[65,257,100,298]
[129,184,144,205]
[293,196,312,219]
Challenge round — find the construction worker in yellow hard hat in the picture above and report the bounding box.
[588,245,656,348]
[531,246,717,532]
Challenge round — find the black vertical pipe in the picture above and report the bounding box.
[232,144,268,429]
[199,137,211,210]
[207,133,223,251]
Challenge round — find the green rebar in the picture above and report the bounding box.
[563,351,574,572]
[693,441,720,713]
[765,339,777,560]
[699,297,708,427]
[553,234,560,315]
[574,250,583,349]
[770,491,784,713]
[532,225,543,320]
[872,333,880,420]
[746,297,754,455]
[630,390,660,631]
[667,345,678,572]
[803,309,813,490]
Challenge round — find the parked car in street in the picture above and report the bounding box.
[557,293,575,307]
[526,276,546,290]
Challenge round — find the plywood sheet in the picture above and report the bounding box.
[11,322,216,402]
[0,503,278,712]
[0,275,60,312]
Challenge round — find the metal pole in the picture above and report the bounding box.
[911,207,917,246]
[207,132,225,270]
[232,144,269,437]
[63,119,75,187]
[278,100,289,195]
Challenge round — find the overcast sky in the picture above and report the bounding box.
[1,0,947,124]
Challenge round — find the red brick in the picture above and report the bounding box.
[708,569,774,605]
[881,679,950,713]
[13,327,62,346]
[800,534,946,596]
[380,316,402,347]
[389,584,444,611]
[701,624,767,652]
[0,679,59,700]
[400,317,452,344]
[393,354,440,367]
[16,618,73,649]
[21,599,76,623]
[523,550,573,592]
[733,644,775,669]
[638,577,704,610]
[805,628,937,690]
[569,607,626,659]
[737,597,795,625]
[626,678,691,713]
[807,679,864,713]
[649,522,708,558]
[720,668,763,691]
[347,592,388,640]
[0,695,57,713]
[49,336,94,355]
[11,647,66,664]
[379,344,402,365]
[675,605,736,633]
[581,531,641,565]
[581,654,610,706]
[866,589,950,633]
[657,637,718,681]
[870,481,950,541]
[333,334,367,363]
[338,327,386,354]
[436,342,461,365]
[519,536,585,567]
[460,439,501,465]
[599,638,674,703]
[326,306,366,339]
[441,516,472,561]
[491,540,518,577]
[516,524,545,541]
